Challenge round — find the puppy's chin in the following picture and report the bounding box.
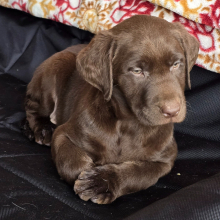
[135,109,186,126]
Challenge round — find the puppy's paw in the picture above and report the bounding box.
[74,167,118,204]
[20,119,34,141]
[21,118,56,146]
[34,122,56,146]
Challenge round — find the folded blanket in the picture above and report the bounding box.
[147,0,220,29]
[1,0,220,74]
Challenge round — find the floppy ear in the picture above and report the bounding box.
[174,23,200,89]
[76,31,116,101]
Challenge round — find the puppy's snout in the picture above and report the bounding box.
[161,101,180,118]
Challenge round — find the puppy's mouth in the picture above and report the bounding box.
[163,115,185,124]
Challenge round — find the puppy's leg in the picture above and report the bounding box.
[51,124,95,185]
[24,49,78,145]
[25,89,56,146]
[74,142,177,204]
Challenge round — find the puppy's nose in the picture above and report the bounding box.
[161,102,180,118]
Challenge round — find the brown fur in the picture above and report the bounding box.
[23,15,199,204]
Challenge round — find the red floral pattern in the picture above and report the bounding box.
[200,1,220,29]
[111,0,155,23]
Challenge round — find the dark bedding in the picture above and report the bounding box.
[0,6,220,220]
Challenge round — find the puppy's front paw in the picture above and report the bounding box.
[74,167,118,204]
[34,122,56,146]
[21,119,34,141]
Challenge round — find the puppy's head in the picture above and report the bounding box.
[76,15,199,126]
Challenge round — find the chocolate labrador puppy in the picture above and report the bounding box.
[23,15,199,204]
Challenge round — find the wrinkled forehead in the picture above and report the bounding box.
[143,36,184,62]
[117,33,184,66]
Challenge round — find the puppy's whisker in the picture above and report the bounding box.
[186,105,196,114]
[187,109,196,114]
[186,101,192,108]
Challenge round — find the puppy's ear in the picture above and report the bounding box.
[174,23,200,89]
[76,31,116,101]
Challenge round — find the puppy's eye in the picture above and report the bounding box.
[173,62,180,69]
[132,68,143,75]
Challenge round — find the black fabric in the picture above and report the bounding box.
[125,173,220,220]
[0,6,220,220]
[0,6,93,83]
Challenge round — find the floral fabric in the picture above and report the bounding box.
[1,0,220,74]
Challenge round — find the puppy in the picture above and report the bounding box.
[23,15,199,204]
